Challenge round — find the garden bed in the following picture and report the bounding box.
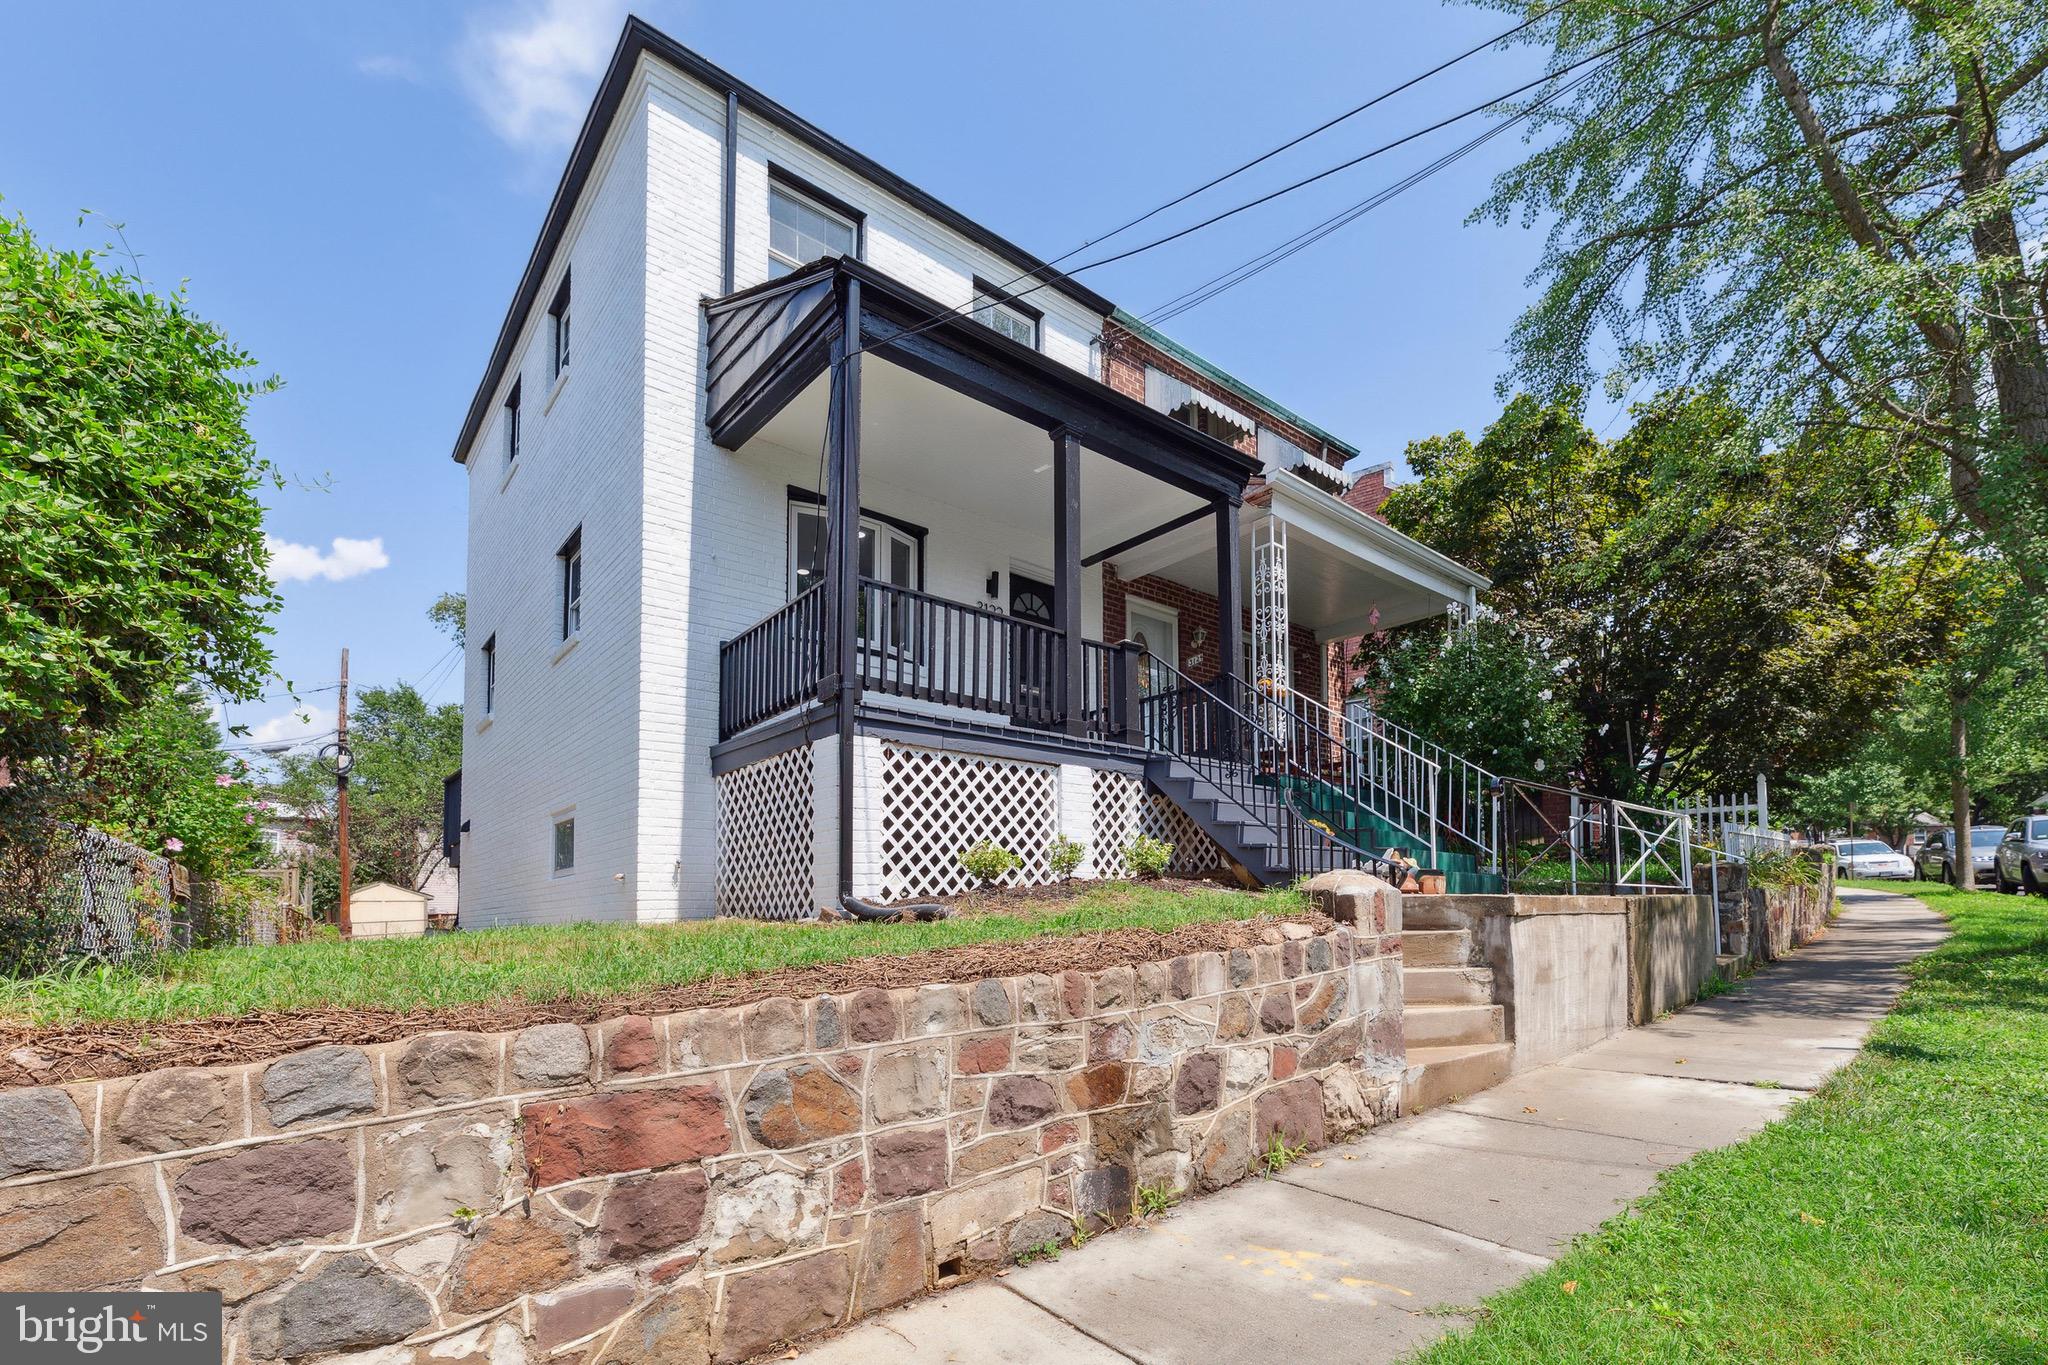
[1,881,1317,1084]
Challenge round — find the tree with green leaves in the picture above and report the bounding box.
[1359,617,1582,780]
[273,682,461,913]
[1471,0,2048,591]
[0,211,279,776]
[1378,389,1926,798]
[427,592,466,648]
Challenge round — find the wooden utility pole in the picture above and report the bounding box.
[337,647,352,938]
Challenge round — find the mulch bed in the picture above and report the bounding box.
[0,908,1329,1088]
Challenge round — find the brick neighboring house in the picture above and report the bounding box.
[1100,316,1423,716]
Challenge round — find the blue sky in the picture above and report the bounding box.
[3,1,1578,752]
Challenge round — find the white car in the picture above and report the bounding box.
[1833,838,1915,880]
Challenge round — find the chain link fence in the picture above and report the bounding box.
[41,822,180,961]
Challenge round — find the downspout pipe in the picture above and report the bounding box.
[720,88,738,294]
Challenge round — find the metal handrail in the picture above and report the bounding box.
[1345,698,1502,867]
[1496,776,1694,895]
[1138,657,1405,884]
[1286,689,1443,863]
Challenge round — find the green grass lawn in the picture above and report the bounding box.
[0,882,1302,1028]
[1418,879,2048,1364]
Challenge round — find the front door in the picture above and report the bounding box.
[1009,573,1056,725]
[1125,600,1179,742]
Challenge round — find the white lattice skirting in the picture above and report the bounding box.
[715,745,816,920]
[1090,770,1225,878]
[878,743,1061,900]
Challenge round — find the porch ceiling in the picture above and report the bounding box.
[703,258,1260,504]
[1108,473,1487,638]
[750,360,1207,556]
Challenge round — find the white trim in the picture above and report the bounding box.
[1262,468,1490,592]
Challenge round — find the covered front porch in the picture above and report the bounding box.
[703,258,1486,912]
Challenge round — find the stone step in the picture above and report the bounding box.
[1402,929,1473,968]
[1403,1042,1514,1113]
[1402,966,1494,1005]
[1404,1002,1506,1047]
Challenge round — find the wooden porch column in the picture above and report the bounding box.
[1052,427,1084,736]
[827,279,863,900]
[1213,498,1242,693]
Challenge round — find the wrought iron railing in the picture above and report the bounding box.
[718,585,824,740]
[1283,690,1444,862]
[1497,777,1694,894]
[1137,658,1403,883]
[856,579,1065,727]
[1344,699,1501,866]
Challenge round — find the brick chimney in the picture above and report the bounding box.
[1341,461,1394,522]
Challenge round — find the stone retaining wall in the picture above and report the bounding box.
[1715,860,1836,964]
[0,923,1402,1364]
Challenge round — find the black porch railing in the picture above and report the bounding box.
[1138,658,1403,883]
[718,580,1145,743]
[717,584,824,740]
[857,579,1066,726]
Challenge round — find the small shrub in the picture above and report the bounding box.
[1259,1130,1308,1176]
[1133,1182,1180,1218]
[1747,845,1819,891]
[1125,834,1173,879]
[958,840,1022,886]
[1047,835,1086,880]
[1015,1239,1062,1265]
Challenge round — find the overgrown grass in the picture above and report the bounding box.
[1418,880,2048,1363]
[0,882,1303,1028]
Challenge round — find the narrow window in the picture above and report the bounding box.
[768,180,857,278]
[481,634,497,715]
[548,273,571,378]
[972,277,1040,350]
[559,528,583,639]
[552,816,575,873]
[504,380,521,463]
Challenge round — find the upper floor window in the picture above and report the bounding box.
[548,273,571,378]
[768,179,858,278]
[558,528,583,640]
[504,381,521,463]
[481,634,497,714]
[552,815,576,874]
[972,278,1040,350]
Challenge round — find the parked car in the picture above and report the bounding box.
[1995,815,2048,894]
[1832,838,1915,880]
[1915,826,2009,886]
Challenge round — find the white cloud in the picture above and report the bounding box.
[357,53,425,83]
[250,701,337,746]
[266,535,391,584]
[457,0,629,151]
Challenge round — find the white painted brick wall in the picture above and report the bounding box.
[457,80,650,927]
[463,51,1114,923]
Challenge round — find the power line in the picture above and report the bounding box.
[1032,0,1589,268]
[842,0,1717,364]
[1138,65,1605,329]
[813,1,1592,358]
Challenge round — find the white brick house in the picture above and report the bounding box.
[450,19,1489,925]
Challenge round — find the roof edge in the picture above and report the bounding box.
[452,15,1116,464]
[1109,309,1363,462]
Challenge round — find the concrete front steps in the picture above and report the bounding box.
[1400,925,1514,1112]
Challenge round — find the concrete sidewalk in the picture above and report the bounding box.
[797,888,1945,1365]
